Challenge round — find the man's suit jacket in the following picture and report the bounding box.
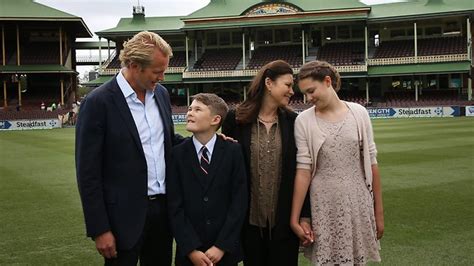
[167,137,248,265]
[221,108,311,240]
[75,76,183,250]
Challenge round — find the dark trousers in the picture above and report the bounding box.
[242,224,299,266]
[105,195,172,266]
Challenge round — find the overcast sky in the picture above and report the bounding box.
[35,0,404,36]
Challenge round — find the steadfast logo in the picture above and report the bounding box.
[466,106,474,117]
[16,121,48,128]
[0,121,12,129]
[0,119,61,131]
[398,108,433,116]
[368,106,460,118]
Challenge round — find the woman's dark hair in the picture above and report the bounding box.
[236,60,293,124]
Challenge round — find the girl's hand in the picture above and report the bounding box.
[375,210,384,240]
[299,218,314,246]
[291,220,314,245]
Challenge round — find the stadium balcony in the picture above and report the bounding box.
[99,51,187,75]
[373,39,414,59]
[247,45,303,69]
[317,42,365,66]
[20,42,61,65]
[192,48,241,71]
[368,36,469,66]
[418,36,467,56]
[184,46,306,79]
[169,51,187,68]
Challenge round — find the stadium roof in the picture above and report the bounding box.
[183,13,368,30]
[74,41,116,50]
[96,0,473,37]
[84,73,183,87]
[0,65,76,74]
[185,0,368,20]
[182,0,370,30]
[369,0,474,22]
[97,16,184,38]
[0,0,92,37]
[82,75,113,87]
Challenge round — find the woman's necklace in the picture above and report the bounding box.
[257,115,278,123]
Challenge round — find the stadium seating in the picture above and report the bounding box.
[318,42,365,66]
[418,36,467,56]
[373,39,414,58]
[105,51,187,69]
[373,36,466,58]
[193,48,241,71]
[106,54,121,69]
[0,108,70,120]
[247,45,302,69]
[20,42,60,65]
[375,89,472,107]
[171,105,188,114]
[169,51,187,68]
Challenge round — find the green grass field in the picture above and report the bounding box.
[1,117,473,265]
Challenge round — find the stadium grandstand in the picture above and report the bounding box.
[88,0,473,115]
[0,0,92,122]
[2,0,473,121]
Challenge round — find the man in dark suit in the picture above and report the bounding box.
[167,93,248,266]
[75,31,183,265]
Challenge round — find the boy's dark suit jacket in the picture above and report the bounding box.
[168,136,248,266]
[221,108,311,241]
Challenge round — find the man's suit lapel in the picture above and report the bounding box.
[153,87,171,144]
[109,77,145,157]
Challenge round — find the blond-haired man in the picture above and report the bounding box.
[76,31,183,265]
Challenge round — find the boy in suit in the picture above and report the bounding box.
[168,93,248,266]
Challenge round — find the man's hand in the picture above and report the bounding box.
[205,246,224,264]
[188,250,213,266]
[95,231,117,259]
